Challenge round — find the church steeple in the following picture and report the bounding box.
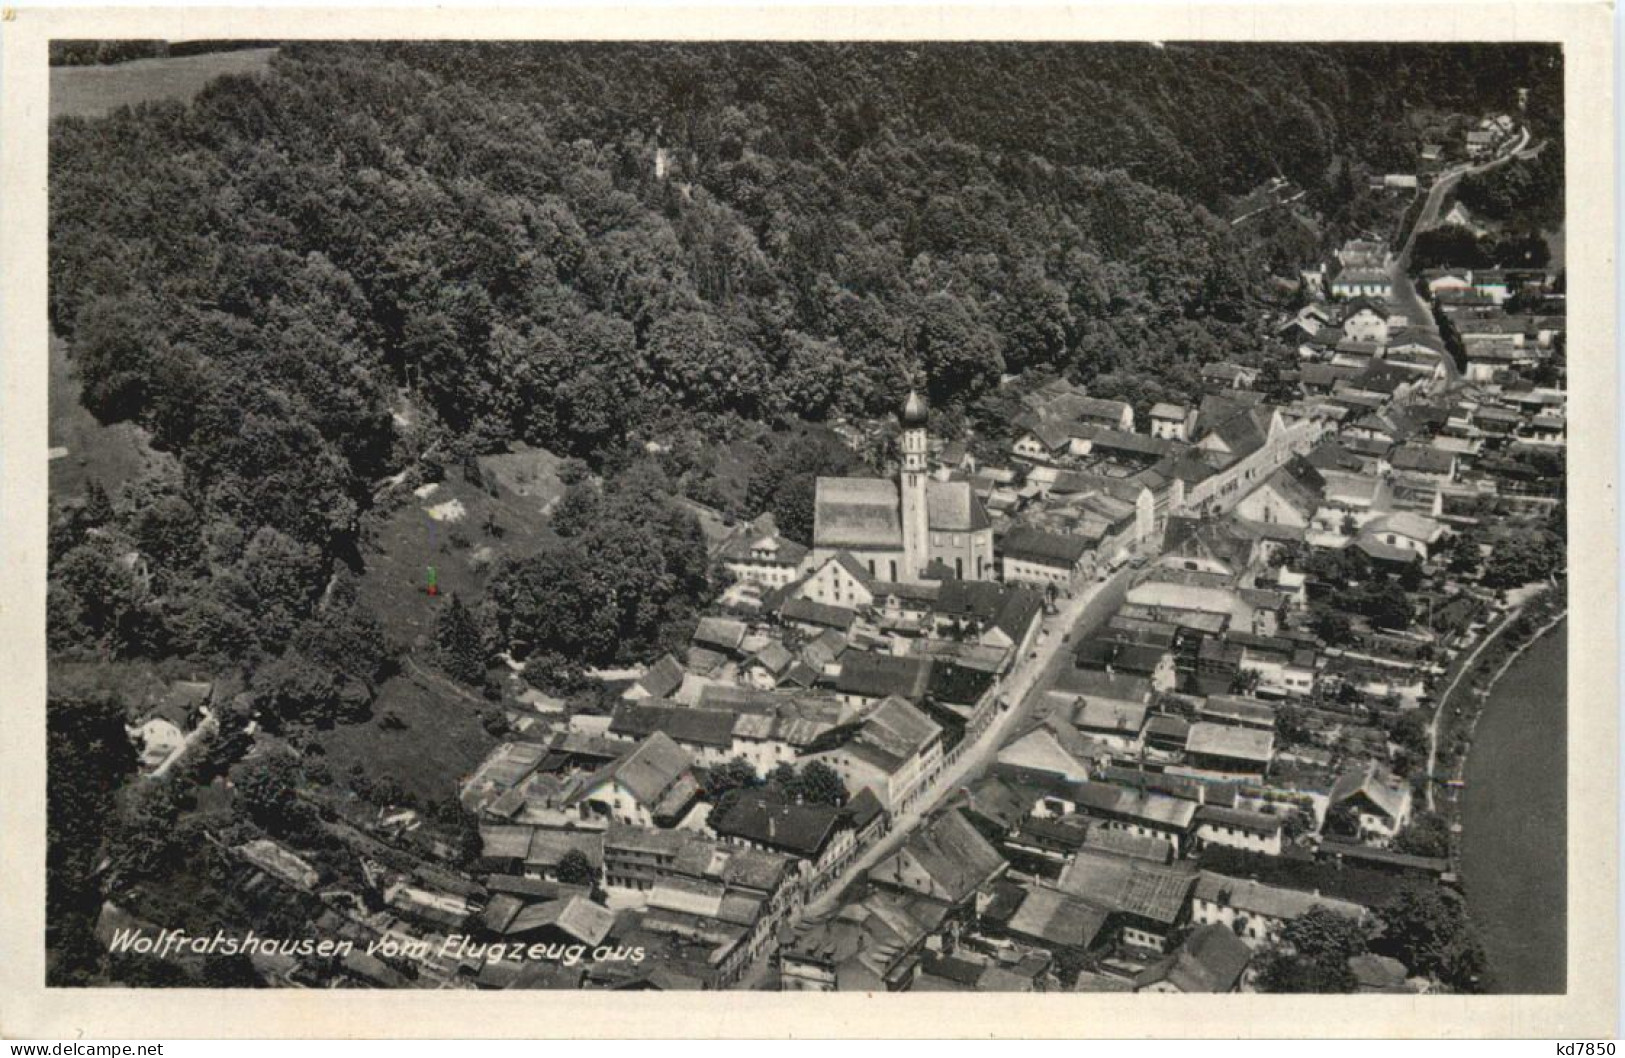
[898,390,930,581]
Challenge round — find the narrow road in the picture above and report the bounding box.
[798,565,1135,922]
[1422,602,1524,812]
[1388,126,1535,344]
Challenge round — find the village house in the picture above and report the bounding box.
[931,580,1045,661]
[794,552,876,610]
[1072,697,1149,753]
[1182,723,1274,777]
[1189,871,1365,949]
[1357,511,1448,561]
[1389,444,1457,484]
[711,790,859,882]
[1339,298,1391,344]
[1074,637,1178,694]
[1232,463,1323,530]
[805,694,944,813]
[127,679,213,770]
[1193,804,1286,856]
[813,392,995,584]
[1053,847,1198,953]
[573,731,702,828]
[1327,763,1414,844]
[622,654,687,701]
[1149,403,1193,441]
[1157,516,1262,580]
[1040,780,1198,856]
[993,884,1111,965]
[1424,268,1475,296]
[778,889,948,992]
[1331,266,1390,300]
[999,525,1095,589]
[717,513,810,588]
[834,651,933,710]
[1200,362,1261,390]
[870,808,1007,913]
[609,702,737,769]
[1222,634,1313,698]
[1134,923,1253,993]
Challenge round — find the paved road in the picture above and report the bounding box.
[797,565,1135,922]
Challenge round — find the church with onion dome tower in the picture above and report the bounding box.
[810,390,995,584]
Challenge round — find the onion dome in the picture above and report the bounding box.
[899,389,929,428]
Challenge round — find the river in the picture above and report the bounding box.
[1459,618,1567,994]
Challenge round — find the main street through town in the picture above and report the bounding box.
[796,563,1136,924]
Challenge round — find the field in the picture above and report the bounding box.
[50,332,172,502]
[354,469,560,655]
[50,48,277,120]
[320,456,572,804]
[314,670,501,808]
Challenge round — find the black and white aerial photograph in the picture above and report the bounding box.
[34,30,1587,1013]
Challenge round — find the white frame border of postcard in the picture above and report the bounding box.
[0,1,1615,1040]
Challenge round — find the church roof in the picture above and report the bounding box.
[814,478,902,550]
[926,480,991,533]
[815,476,990,549]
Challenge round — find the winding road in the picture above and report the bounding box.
[1387,126,1534,344]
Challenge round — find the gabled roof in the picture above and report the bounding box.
[779,597,857,631]
[747,640,796,677]
[505,895,617,946]
[1074,697,1149,736]
[610,703,736,750]
[1006,886,1110,950]
[814,477,901,550]
[1056,847,1197,924]
[1162,516,1258,572]
[992,588,1044,645]
[1186,723,1274,764]
[581,731,694,808]
[1000,525,1092,567]
[1072,781,1199,831]
[870,808,1005,905]
[835,652,933,702]
[692,616,747,653]
[717,513,810,566]
[1055,666,1153,703]
[1329,762,1410,821]
[630,654,686,699]
[837,695,942,774]
[1390,445,1455,474]
[1194,871,1364,922]
[712,791,845,859]
[1363,511,1445,543]
[1136,923,1252,992]
[1196,804,1285,836]
[926,479,992,533]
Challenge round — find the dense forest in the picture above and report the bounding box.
[46,31,1564,724]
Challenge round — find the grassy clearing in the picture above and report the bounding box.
[354,471,560,654]
[50,332,172,503]
[50,48,278,120]
[314,670,500,808]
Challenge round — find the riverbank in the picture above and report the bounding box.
[1429,583,1566,804]
[1457,616,1567,992]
